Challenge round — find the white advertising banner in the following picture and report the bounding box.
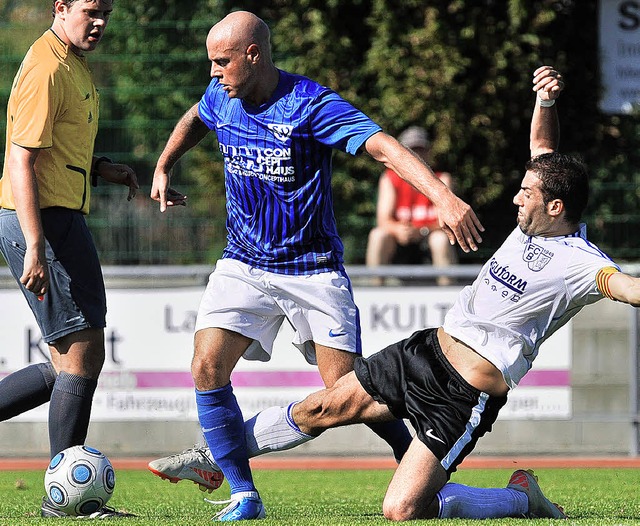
[0,285,571,422]
[599,0,640,113]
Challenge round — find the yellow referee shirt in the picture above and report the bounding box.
[1,29,99,214]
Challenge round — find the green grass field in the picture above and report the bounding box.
[0,468,638,524]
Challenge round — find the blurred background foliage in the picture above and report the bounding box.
[1,0,638,265]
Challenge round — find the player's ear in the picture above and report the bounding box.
[546,198,564,217]
[246,43,260,64]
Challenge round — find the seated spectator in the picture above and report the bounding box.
[366,126,457,284]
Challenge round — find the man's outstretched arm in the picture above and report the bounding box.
[601,270,640,307]
[530,65,564,157]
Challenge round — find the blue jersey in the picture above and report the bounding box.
[198,69,381,275]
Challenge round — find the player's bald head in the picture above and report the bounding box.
[207,11,271,58]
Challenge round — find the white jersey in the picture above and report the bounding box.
[443,225,618,388]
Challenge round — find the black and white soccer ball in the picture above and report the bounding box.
[44,445,115,516]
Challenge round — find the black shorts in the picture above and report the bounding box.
[0,207,106,344]
[354,328,507,475]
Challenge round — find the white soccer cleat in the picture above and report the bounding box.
[148,445,224,492]
[507,469,567,519]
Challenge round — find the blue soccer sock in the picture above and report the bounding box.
[196,384,255,494]
[366,420,413,463]
[48,371,97,458]
[438,482,528,519]
[0,362,57,422]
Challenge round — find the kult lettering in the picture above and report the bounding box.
[369,303,451,331]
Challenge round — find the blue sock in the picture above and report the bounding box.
[438,482,528,518]
[196,384,255,494]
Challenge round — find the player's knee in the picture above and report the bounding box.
[383,493,438,521]
[52,328,106,379]
[191,357,212,379]
[382,495,417,521]
[191,356,204,380]
[80,348,105,376]
[190,353,231,388]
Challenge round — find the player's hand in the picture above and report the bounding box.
[98,162,140,201]
[20,245,49,296]
[150,170,187,212]
[438,194,484,253]
[532,66,564,101]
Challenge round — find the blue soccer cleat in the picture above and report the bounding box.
[208,490,266,521]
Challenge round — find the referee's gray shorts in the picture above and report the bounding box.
[0,207,106,344]
[355,328,507,475]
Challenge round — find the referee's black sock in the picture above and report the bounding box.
[366,419,413,463]
[0,362,57,421]
[48,371,97,458]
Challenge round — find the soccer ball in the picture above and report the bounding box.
[44,445,115,516]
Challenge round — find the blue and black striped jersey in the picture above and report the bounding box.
[198,69,381,275]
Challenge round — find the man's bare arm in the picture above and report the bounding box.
[151,104,210,211]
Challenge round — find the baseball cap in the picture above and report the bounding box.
[398,126,430,149]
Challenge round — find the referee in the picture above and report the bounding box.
[0,0,137,518]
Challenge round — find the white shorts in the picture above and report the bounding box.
[195,258,361,364]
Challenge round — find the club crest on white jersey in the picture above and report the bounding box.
[522,241,553,271]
